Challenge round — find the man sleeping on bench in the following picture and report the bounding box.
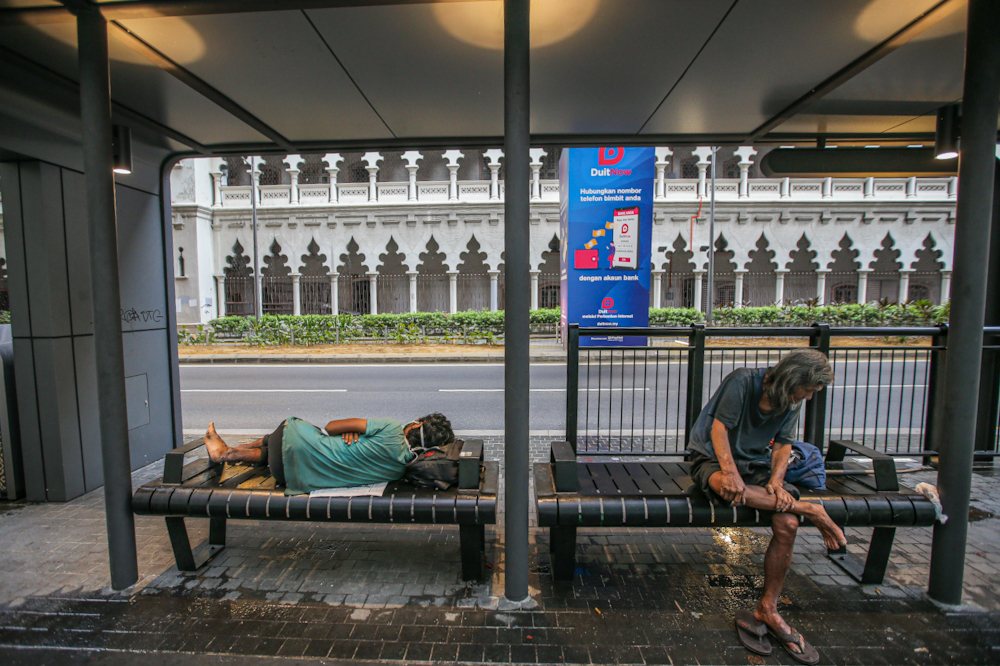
[687,349,845,665]
[203,413,453,496]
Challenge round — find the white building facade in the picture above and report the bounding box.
[164,147,956,324]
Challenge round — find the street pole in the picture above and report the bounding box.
[75,4,138,590]
[706,147,717,324]
[250,156,261,319]
[927,0,1000,605]
[503,0,531,605]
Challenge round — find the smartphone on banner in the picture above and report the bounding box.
[611,206,639,269]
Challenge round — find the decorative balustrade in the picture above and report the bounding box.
[217,176,957,208]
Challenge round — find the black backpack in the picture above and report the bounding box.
[403,439,462,490]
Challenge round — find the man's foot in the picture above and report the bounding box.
[753,606,819,663]
[806,506,848,550]
[204,422,229,462]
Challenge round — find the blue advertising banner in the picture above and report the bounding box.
[560,147,654,346]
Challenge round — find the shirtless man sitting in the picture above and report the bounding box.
[687,349,845,665]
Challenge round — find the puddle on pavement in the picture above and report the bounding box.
[968,507,996,522]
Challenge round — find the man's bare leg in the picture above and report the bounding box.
[204,422,264,464]
[755,513,800,649]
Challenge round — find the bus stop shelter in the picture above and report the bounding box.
[0,0,997,610]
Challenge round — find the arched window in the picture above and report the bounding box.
[908,283,931,302]
[723,157,741,179]
[680,157,699,179]
[832,283,858,304]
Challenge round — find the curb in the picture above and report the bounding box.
[178,352,568,365]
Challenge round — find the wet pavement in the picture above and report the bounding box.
[1,437,999,665]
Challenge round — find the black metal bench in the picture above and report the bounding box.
[133,438,498,581]
[536,439,938,583]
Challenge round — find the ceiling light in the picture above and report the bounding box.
[934,104,960,160]
[908,144,923,148]
[779,145,795,149]
[112,125,132,175]
[864,145,879,149]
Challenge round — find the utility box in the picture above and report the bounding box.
[0,324,23,500]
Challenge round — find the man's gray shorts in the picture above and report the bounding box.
[689,452,800,501]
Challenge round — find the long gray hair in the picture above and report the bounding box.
[763,349,833,413]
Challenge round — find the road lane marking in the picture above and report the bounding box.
[439,388,650,392]
[188,386,458,392]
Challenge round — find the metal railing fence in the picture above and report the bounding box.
[565,324,982,458]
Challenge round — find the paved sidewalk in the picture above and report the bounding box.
[0,438,998,664]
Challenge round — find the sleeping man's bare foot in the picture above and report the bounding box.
[803,503,848,550]
[204,422,230,462]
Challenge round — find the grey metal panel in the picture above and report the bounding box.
[125,373,150,430]
[10,337,42,500]
[116,184,168,333]
[24,162,72,338]
[122,328,175,468]
[530,1,733,135]
[0,162,31,339]
[0,22,269,147]
[31,336,85,501]
[641,0,942,135]
[774,113,937,135]
[73,334,102,490]
[118,12,392,142]
[60,168,94,336]
[305,4,503,138]
[159,169,183,449]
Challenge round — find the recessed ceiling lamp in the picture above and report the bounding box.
[112,124,132,175]
[934,104,960,160]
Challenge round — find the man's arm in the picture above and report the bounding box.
[767,442,795,512]
[710,418,747,506]
[324,418,367,445]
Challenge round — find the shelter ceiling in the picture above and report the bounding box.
[0,0,982,154]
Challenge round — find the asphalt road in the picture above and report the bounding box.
[180,359,931,439]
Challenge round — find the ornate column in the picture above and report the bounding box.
[209,157,224,207]
[693,147,713,198]
[329,274,339,314]
[734,146,757,199]
[822,177,833,199]
[774,269,787,305]
[489,270,500,311]
[864,176,875,199]
[816,270,829,305]
[250,156,264,205]
[733,270,747,307]
[484,149,504,201]
[857,269,870,303]
[898,269,912,302]
[447,271,459,314]
[948,176,958,199]
[368,272,379,315]
[906,176,917,199]
[530,270,540,310]
[693,270,705,313]
[529,148,546,201]
[323,152,343,204]
[407,271,419,312]
[940,270,952,303]
[401,150,422,201]
[443,149,463,201]
[780,177,790,199]
[652,270,664,308]
[215,275,226,316]
[284,154,302,205]
[291,273,301,315]
[362,151,381,202]
[654,148,672,200]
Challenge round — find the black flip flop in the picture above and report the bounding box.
[768,625,820,665]
[735,609,772,656]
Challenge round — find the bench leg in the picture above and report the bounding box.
[828,526,896,585]
[550,526,577,582]
[460,524,485,581]
[164,517,227,572]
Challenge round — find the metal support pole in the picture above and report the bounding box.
[974,163,1000,460]
[706,148,717,323]
[76,6,138,590]
[927,0,1000,606]
[503,0,530,605]
[250,157,261,319]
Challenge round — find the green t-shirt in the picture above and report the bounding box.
[281,417,415,495]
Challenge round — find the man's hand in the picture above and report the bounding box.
[766,481,795,512]
[342,432,359,445]
[719,470,747,506]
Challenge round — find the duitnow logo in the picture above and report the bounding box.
[592,147,631,176]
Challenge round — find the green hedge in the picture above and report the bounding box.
[188,302,950,346]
